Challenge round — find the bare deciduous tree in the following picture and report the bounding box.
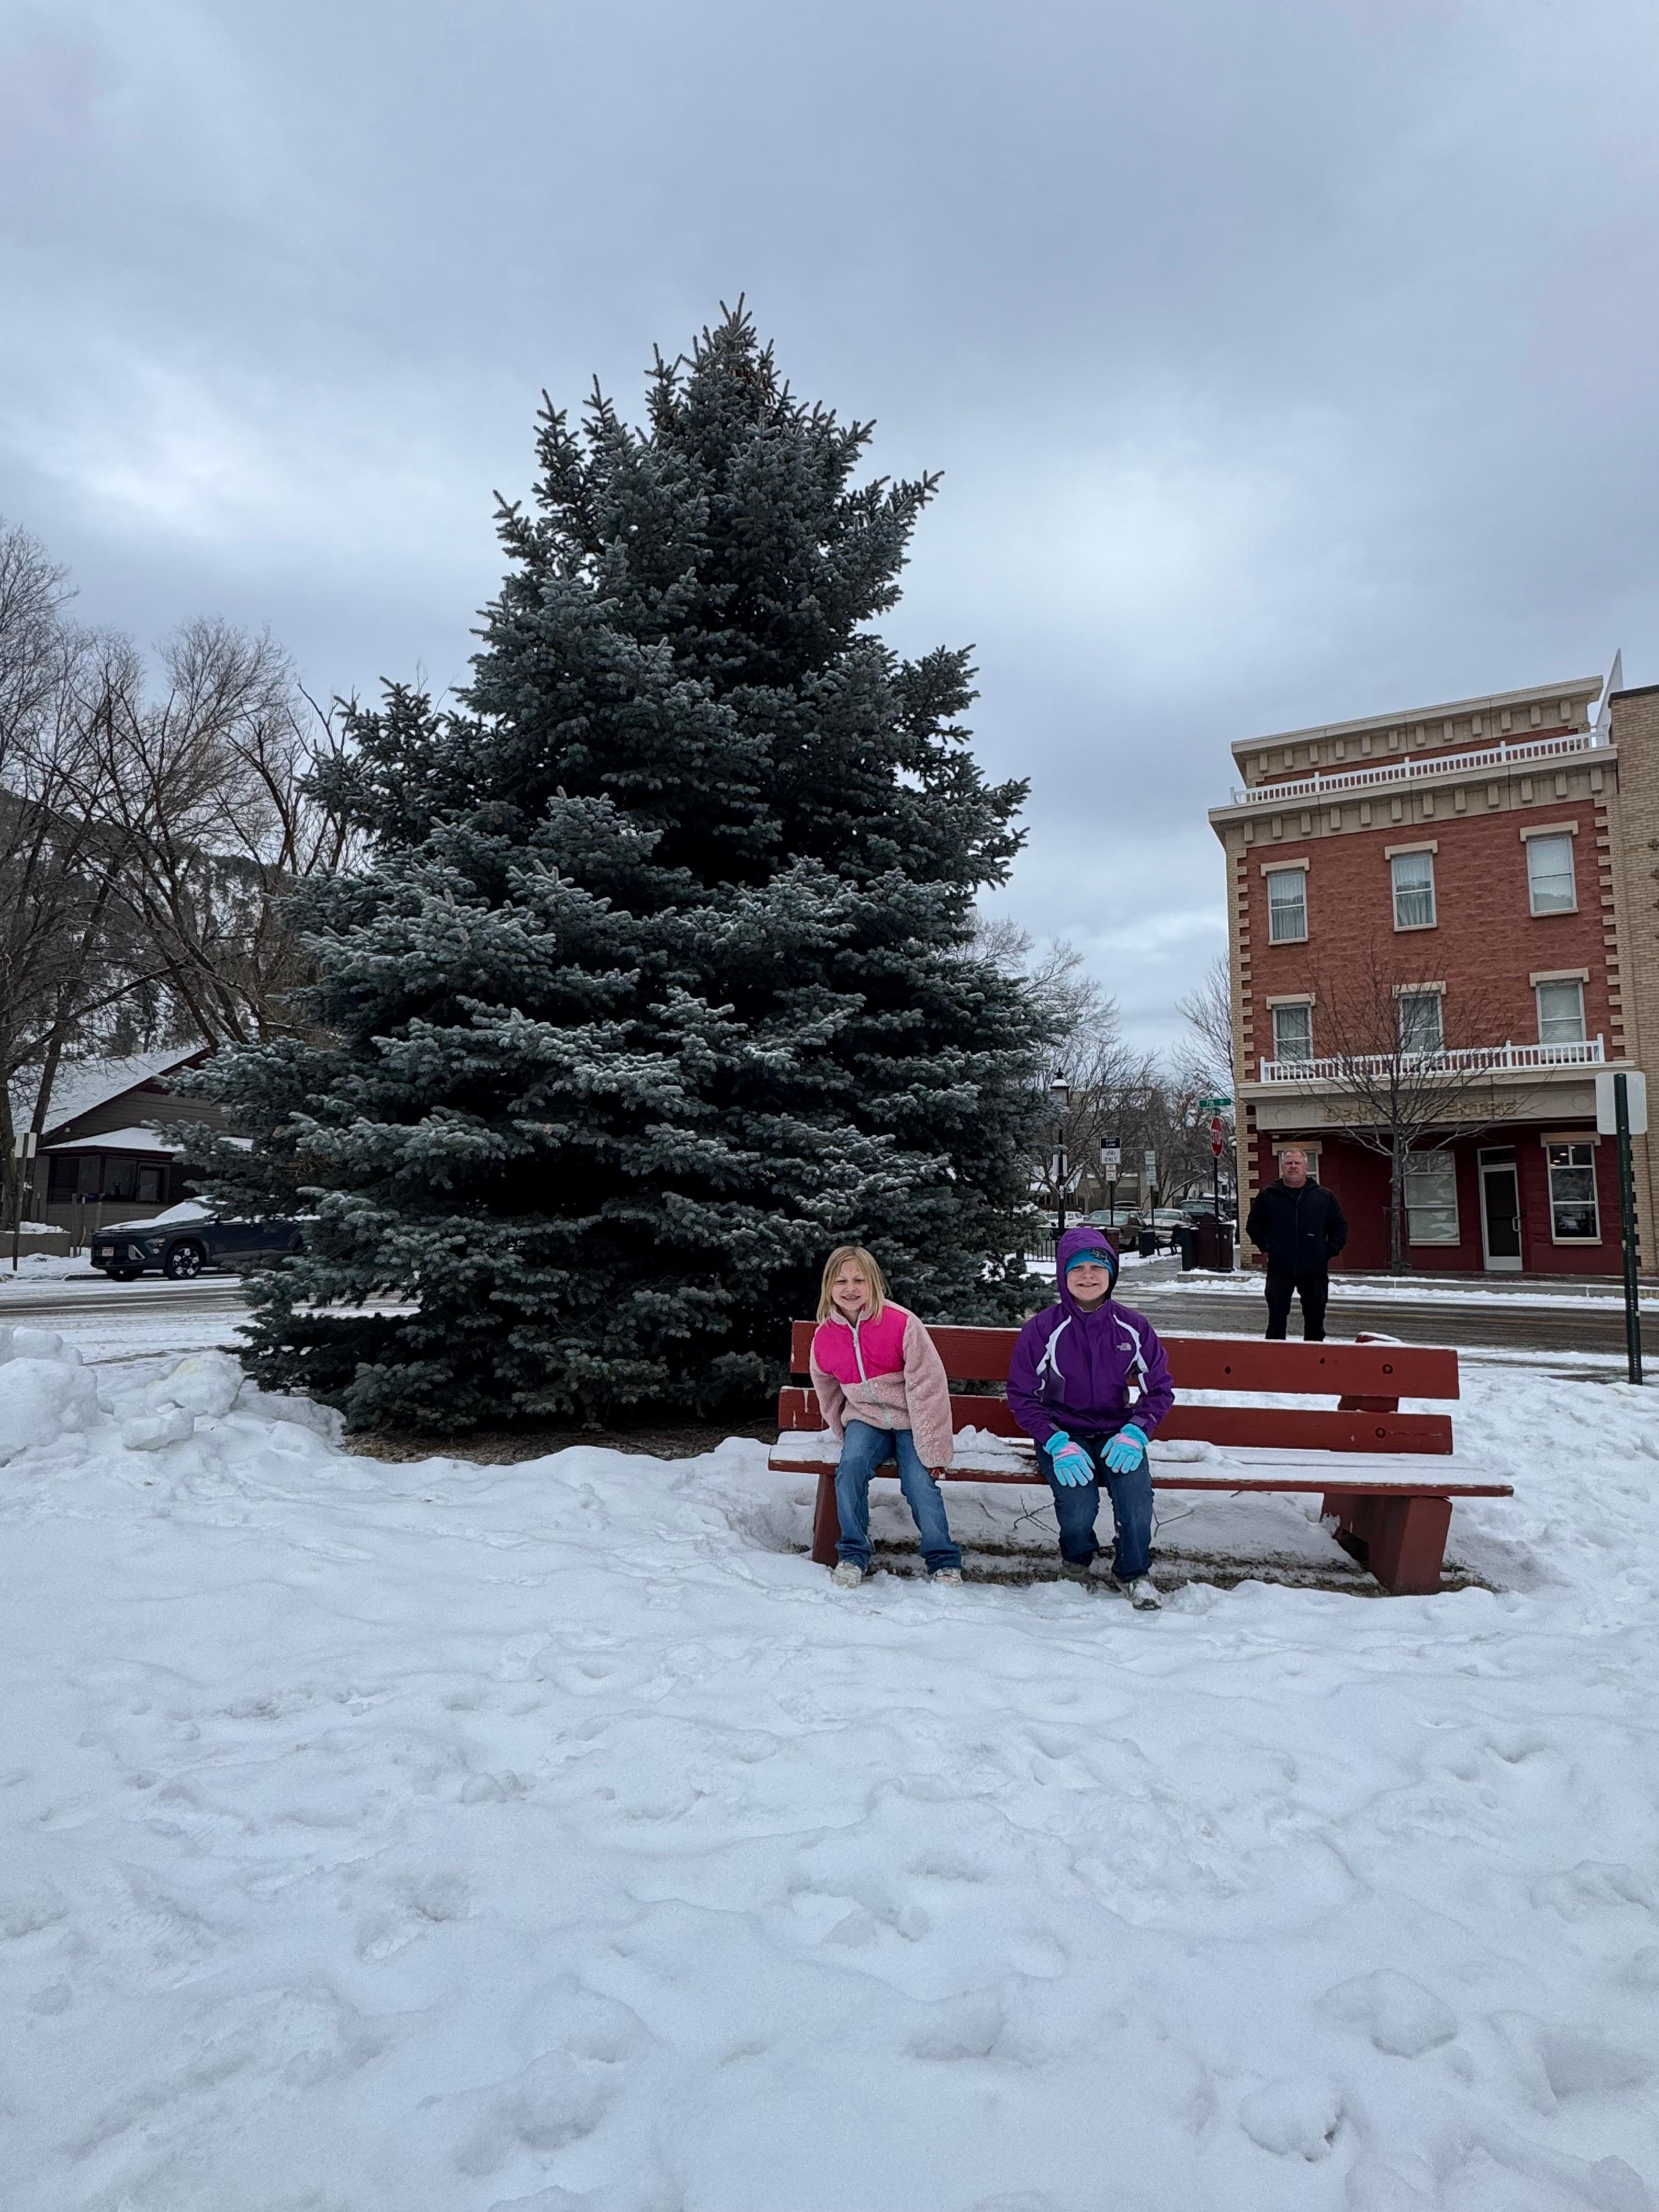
[1,518,356,1222]
[93,619,358,1046]
[1175,949,1237,1204]
[1303,934,1532,1271]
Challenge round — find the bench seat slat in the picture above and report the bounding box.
[768,1452,1510,1500]
[775,1387,1453,1456]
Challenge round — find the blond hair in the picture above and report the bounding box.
[816,1244,888,1323]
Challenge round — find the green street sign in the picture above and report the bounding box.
[1199,1094,1233,1110]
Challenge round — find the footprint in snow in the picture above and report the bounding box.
[1318,1967,1458,2057]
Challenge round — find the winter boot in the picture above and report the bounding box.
[1057,1557,1094,1584]
[831,1561,865,1589]
[929,1567,964,1587]
[1121,1576,1163,1611]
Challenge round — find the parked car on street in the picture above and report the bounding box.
[89,1203,305,1282]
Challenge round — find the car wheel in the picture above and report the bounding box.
[163,1242,206,1280]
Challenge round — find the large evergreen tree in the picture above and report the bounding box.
[195,309,1043,1431]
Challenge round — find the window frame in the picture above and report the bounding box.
[1271,1001,1313,1063]
[1266,867,1308,945]
[1534,977,1587,1046]
[1390,849,1437,932]
[1403,1150,1460,1246]
[1545,1141,1600,1243]
[1397,990,1444,1056]
[1525,832,1578,916]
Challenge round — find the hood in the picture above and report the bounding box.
[1054,1223,1119,1308]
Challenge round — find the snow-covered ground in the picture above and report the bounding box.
[3,1321,1657,2212]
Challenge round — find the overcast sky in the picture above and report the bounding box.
[2,1,1655,1055]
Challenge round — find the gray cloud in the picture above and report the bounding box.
[2,0,1654,1052]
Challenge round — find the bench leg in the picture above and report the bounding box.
[811,1470,839,1568]
[1323,1492,1451,1595]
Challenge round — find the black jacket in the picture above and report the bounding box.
[1246,1178,1348,1274]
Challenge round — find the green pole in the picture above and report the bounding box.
[1615,1073,1643,1385]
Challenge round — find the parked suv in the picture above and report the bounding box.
[90,1203,305,1282]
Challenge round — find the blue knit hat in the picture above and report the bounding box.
[1064,1246,1115,1274]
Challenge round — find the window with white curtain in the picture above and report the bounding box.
[1391,850,1436,929]
[1404,1152,1459,1244]
[1397,991,1444,1054]
[1271,1003,1313,1062]
[1536,979,1586,1045]
[1526,834,1577,915]
[1267,869,1307,943]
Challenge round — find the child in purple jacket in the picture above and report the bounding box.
[1007,1224,1176,1610]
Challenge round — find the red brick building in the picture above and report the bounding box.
[1209,672,1658,1277]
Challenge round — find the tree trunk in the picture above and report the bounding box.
[1389,1137,1406,1273]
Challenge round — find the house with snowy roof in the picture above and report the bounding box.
[15,1048,238,1232]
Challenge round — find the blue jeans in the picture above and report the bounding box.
[834,1421,962,1573]
[1042,1432,1153,1579]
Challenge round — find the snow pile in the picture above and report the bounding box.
[1,1331,1656,2210]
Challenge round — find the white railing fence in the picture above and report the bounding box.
[1259,1037,1606,1084]
[1229,729,1601,809]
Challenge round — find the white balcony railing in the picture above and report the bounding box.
[1257,1037,1606,1085]
[1228,729,1601,809]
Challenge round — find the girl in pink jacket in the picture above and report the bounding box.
[808,1245,962,1588]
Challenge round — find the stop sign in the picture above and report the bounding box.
[1210,1115,1224,1158]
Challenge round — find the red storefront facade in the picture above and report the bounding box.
[1209,672,1658,1279]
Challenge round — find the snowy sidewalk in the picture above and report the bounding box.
[2,1325,1656,2210]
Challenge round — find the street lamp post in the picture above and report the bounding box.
[1049,1076,1070,1245]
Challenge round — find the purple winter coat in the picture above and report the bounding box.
[1006,1224,1176,1448]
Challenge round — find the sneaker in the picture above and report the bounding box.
[1121,1576,1163,1611]
[1057,1557,1095,1584]
[831,1561,865,1589]
[929,1567,964,1586]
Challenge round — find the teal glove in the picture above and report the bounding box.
[1103,1423,1148,1475]
[1044,1431,1095,1488]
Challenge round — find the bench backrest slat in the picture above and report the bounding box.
[789,1319,1458,1401]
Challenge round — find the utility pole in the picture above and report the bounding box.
[1597,1070,1647,1386]
[10,1130,37,1273]
[1049,1076,1070,1244]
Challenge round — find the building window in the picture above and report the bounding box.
[1546,1142,1600,1241]
[1536,978,1586,1045]
[1272,1003,1313,1062]
[1391,850,1436,929]
[48,1154,102,1201]
[44,1153,166,1204]
[1526,834,1577,915]
[1398,991,1444,1055]
[1404,1152,1460,1244]
[1267,870,1307,943]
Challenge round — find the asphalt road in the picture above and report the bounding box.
[0,1276,250,1322]
[1131,1282,1658,1356]
[3,1270,1652,1358]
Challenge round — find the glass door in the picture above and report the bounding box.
[1479,1151,1523,1273]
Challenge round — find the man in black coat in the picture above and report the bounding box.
[1245,1147,1348,1340]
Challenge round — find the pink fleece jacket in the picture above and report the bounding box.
[809,1303,955,1469]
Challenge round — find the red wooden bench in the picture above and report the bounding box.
[770,1321,1511,1595]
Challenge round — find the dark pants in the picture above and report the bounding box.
[1041,1433,1154,1580]
[1265,1268,1329,1340]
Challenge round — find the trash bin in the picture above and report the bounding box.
[1137,1229,1159,1259]
[1193,1212,1233,1272]
[1173,1223,1198,1271]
